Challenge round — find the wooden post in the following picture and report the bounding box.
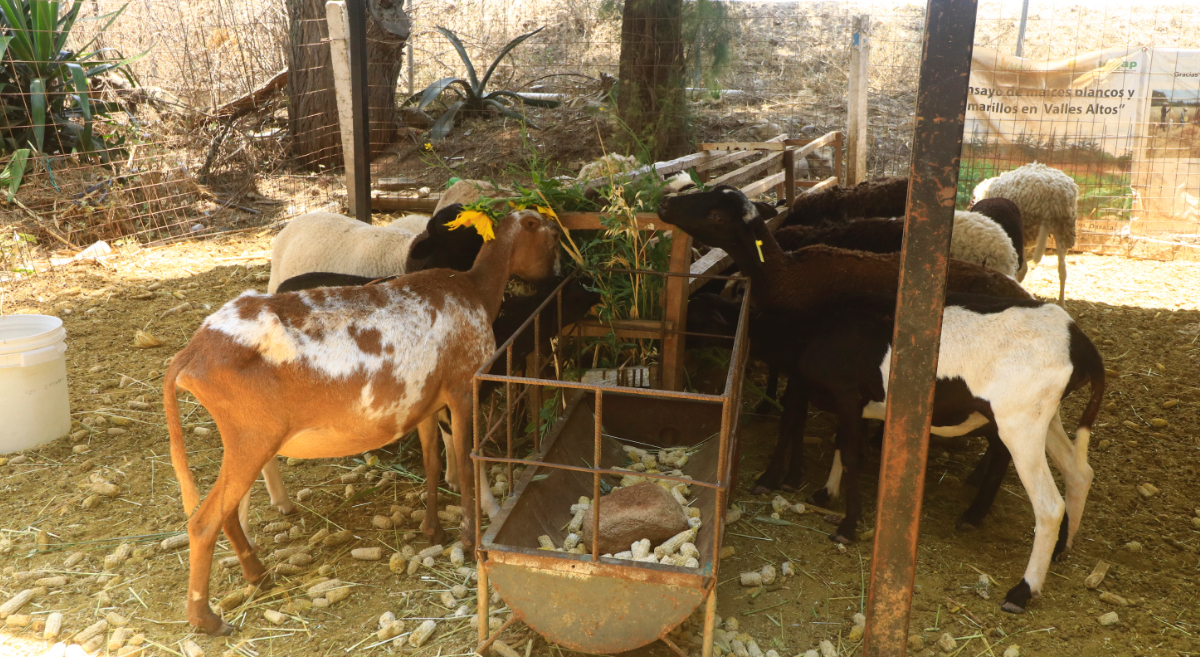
[660,231,693,391]
[783,149,797,208]
[325,1,357,215]
[346,0,372,223]
[862,0,977,655]
[846,14,870,186]
[833,131,845,184]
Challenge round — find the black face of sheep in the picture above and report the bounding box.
[409,203,486,270]
[657,186,775,270]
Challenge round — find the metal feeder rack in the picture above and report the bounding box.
[471,271,751,657]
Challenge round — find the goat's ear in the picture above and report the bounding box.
[753,202,778,220]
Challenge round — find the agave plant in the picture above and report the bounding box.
[410,26,560,141]
[0,0,138,156]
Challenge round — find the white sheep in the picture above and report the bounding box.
[972,162,1079,305]
[433,179,511,214]
[949,210,1019,278]
[266,211,427,293]
[576,153,640,182]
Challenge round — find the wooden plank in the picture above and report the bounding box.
[784,149,797,208]
[661,232,693,391]
[700,141,787,152]
[846,14,870,185]
[572,320,675,341]
[740,170,787,199]
[694,150,754,174]
[371,194,439,212]
[784,131,841,160]
[688,249,733,294]
[710,151,785,189]
[376,177,420,190]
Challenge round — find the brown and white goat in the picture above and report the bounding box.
[163,210,560,635]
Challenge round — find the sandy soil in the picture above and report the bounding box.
[0,242,1198,657]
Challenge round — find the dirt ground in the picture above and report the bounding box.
[1,239,1199,657]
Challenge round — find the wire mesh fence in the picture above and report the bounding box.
[4,0,1200,282]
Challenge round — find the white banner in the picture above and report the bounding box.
[963,46,1200,233]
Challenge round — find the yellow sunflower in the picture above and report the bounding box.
[445,209,495,242]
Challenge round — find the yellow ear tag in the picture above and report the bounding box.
[755,240,764,262]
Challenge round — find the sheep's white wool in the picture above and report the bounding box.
[205,288,493,425]
[972,162,1078,301]
[950,210,1019,278]
[577,153,640,182]
[267,211,426,293]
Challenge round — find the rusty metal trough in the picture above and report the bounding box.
[471,272,751,656]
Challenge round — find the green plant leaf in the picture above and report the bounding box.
[0,149,31,202]
[0,0,36,63]
[435,27,480,93]
[66,62,94,152]
[72,2,124,54]
[54,0,85,55]
[29,78,47,152]
[478,26,544,93]
[417,76,466,110]
[0,35,11,61]
[429,100,464,141]
[487,89,560,108]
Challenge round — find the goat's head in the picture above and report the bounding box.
[656,185,776,266]
[411,203,486,271]
[507,209,562,283]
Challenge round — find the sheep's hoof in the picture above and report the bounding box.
[808,490,832,507]
[750,484,775,496]
[829,532,853,546]
[955,520,979,532]
[1001,580,1032,614]
[780,482,800,493]
[822,513,844,526]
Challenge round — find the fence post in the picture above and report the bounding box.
[325,1,357,215]
[846,14,870,186]
[862,0,978,655]
[346,0,372,223]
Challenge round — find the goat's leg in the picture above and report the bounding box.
[811,450,843,508]
[261,457,295,516]
[1056,242,1068,306]
[237,491,255,552]
[185,453,265,635]
[1044,410,1092,556]
[439,409,459,492]
[448,394,478,551]
[752,381,807,494]
[995,415,1062,614]
[830,396,866,544]
[222,505,271,591]
[417,416,446,546]
[957,432,1011,530]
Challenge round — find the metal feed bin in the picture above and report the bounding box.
[471,272,750,657]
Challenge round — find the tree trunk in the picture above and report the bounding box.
[286,0,407,169]
[617,0,689,161]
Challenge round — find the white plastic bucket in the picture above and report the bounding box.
[0,314,71,453]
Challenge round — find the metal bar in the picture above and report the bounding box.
[1015,0,1030,57]
[700,587,717,657]
[592,390,603,561]
[476,612,518,653]
[662,234,693,391]
[468,454,728,492]
[863,1,978,656]
[346,0,371,223]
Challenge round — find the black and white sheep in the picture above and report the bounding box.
[972,162,1079,304]
[968,197,1025,278]
[265,204,484,293]
[659,185,1104,615]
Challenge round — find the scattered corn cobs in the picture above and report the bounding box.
[133,331,162,348]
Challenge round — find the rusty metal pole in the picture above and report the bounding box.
[346,0,372,223]
[862,1,978,655]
